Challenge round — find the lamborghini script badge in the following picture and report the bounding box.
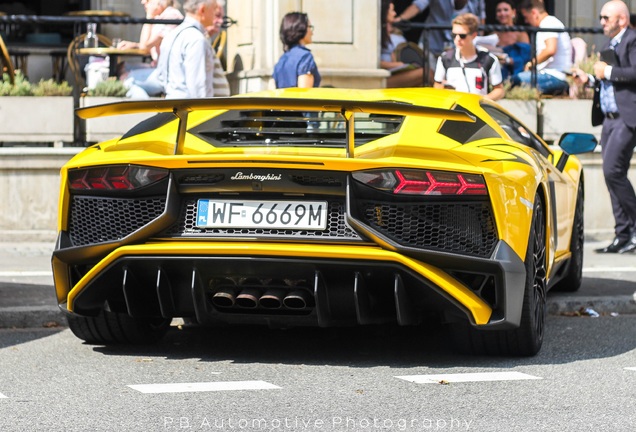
[230,172,282,181]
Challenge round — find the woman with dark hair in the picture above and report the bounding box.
[495,0,531,79]
[272,12,321,88]
[379,0,425,87]
[476,0,530,79]
[494,0,529,46]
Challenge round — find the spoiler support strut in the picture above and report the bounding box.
[343,110,355,158]
[173,108,190,155]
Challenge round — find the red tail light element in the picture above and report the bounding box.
[69,166,168,191]
[353,169,487,196]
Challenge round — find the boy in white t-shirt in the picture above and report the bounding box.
[434,13,505,100]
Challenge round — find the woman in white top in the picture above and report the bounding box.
[118,0,184,63]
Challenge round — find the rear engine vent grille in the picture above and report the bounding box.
[290,175,343,187]
[165,199,362,240]
[69,196,166,246]
[362,201,497,257]
[178,173,225,184]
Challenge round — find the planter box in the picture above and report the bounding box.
[0,96,74,143]
[81,96,161,143]
[0,147,81,240]
[497,99,602,143]
[541,99,602,142]
[497,99,538,131]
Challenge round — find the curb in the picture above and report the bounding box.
[547,295,636,317]
[0,306,66,329]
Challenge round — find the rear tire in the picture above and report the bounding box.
[67,310,170,345]
[553,182,584,292]
[451,193,547,356]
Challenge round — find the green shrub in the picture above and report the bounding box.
[567,51,598,100]
[87,78,127,97]
[0,70,73,96]
[0,74,13,95]
[33,78,73,96]
[577,50,599,75]
[0,70,33,96]
[503,81,540,101]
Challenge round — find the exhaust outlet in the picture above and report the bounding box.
[283,289,312,309]
[211,287,237,308]
[236,287,261,308]
[209,278,237,308]
[259,289,286,309]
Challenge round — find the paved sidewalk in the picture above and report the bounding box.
[0,241,634,329]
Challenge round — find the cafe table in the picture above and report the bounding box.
[77,47,149,76]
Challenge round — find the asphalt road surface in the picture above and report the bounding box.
[0,315,634,431]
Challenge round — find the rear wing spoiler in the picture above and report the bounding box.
[76,97,476,157]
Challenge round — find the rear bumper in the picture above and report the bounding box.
[53,240,526,329]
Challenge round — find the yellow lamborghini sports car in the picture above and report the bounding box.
[52,88,597,356]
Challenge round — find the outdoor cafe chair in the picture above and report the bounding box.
[0,34,15,84]
[67,32,112,93]
[212,29,226,60]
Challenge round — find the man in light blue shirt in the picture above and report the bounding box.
[155,0,218,98]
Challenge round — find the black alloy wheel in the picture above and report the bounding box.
[450,193,547,356]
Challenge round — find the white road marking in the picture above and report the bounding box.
[0,271,52,277]
[583,267,636,273]
[395,371,542,384]
[128,380,281,394]
[625,367,636,371]
[0,393,7,398]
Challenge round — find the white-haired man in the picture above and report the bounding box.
[155,0,219,98]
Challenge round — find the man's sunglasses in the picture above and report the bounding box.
[599,15,611,21]
[452,33,469,39]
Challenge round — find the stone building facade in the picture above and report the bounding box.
[91,0,636,93]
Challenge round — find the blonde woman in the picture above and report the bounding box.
[118,0,184,64]
[118,0,184,98]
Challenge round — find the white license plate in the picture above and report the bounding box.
[196,199,328,230]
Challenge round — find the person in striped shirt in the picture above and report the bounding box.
[205,0,230,96]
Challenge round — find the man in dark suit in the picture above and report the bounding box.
[574,0,636,253]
